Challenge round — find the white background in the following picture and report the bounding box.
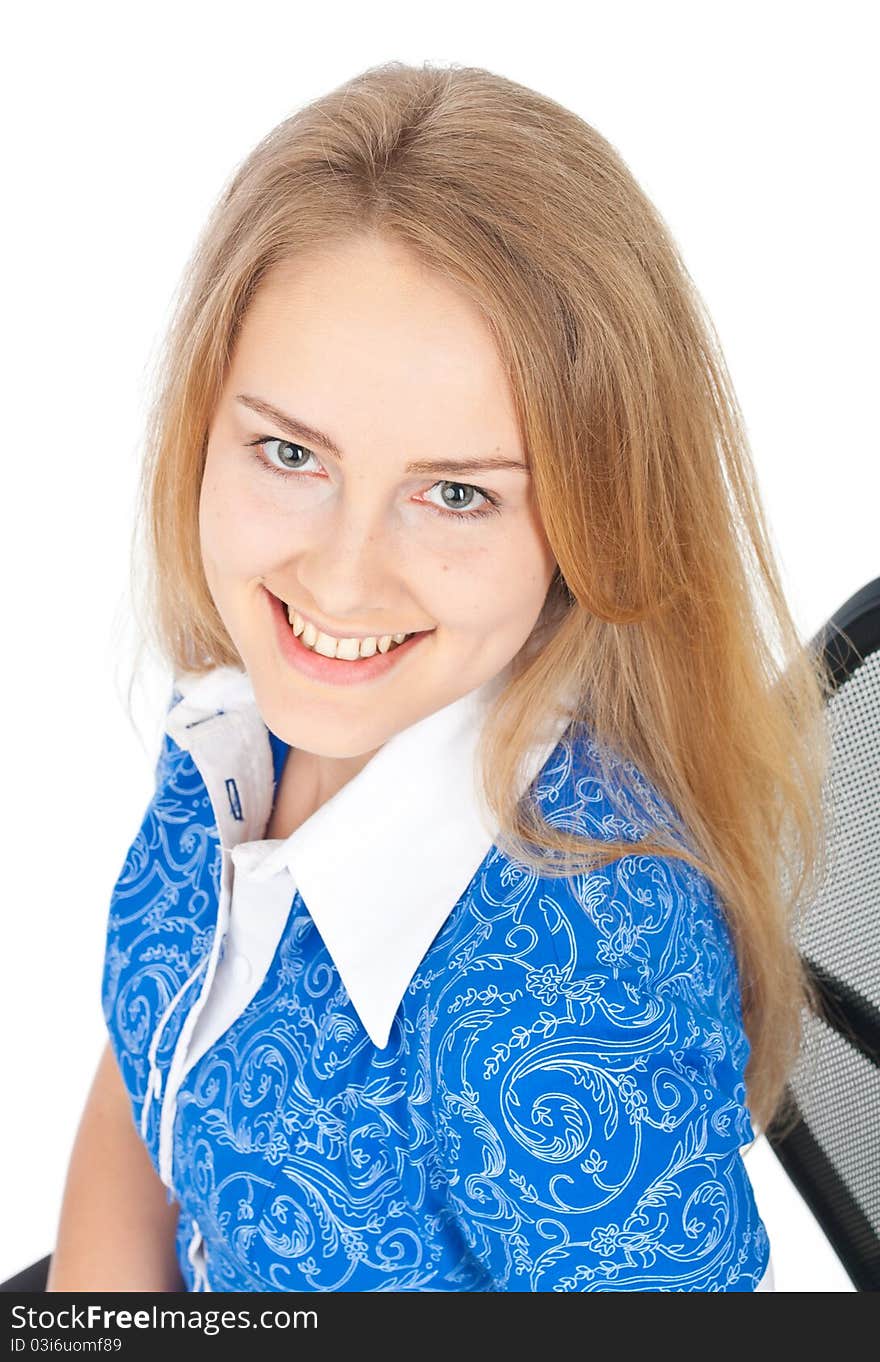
[1,0,875,1291]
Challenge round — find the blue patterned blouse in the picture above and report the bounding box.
[101,667,772,1291]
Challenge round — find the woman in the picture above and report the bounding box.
[47,60,832,1292]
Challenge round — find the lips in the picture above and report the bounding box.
[264,585,433,687]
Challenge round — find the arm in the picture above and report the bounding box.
[46,1037,184,1292]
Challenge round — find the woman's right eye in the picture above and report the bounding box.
[244,436,322,479]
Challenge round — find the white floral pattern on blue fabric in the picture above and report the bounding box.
[103,708,769,1291]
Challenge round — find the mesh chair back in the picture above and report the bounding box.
[766,576,880,1291]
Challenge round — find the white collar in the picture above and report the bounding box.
[164,663,568,1049]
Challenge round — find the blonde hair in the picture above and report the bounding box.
[127,60,833,1137]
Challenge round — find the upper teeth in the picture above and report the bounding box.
[286,606,411,659]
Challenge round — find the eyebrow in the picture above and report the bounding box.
[234,394,530,476]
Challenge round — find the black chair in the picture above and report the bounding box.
[764,575,880,1291]
[0,1253,50,1292]
[4,579,878,1295]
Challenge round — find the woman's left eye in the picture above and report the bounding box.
[244,436,502,524]
[421,480,501,522]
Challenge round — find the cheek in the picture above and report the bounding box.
[199,471,290,576]
[422,529,554,635]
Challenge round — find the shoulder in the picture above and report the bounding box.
[455,722,750,1110]
[530,720,694,852]
[476,723,740,1000]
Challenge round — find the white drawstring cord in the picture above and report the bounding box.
[186,1218,211,1291]
[139,955,210,1138]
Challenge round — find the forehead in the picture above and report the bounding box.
[226,240,522,450]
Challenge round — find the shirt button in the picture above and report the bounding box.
[229,952,251,988]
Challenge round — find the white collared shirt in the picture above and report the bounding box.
[176,662,568,1070]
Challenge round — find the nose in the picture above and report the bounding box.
[293,493,403,622]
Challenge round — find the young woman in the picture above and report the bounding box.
[47,61,832,1292]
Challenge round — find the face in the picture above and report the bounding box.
[199,232,558,768]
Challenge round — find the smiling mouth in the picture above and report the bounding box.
[270,590,433,661]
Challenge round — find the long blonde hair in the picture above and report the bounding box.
[127,60,833,1137]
